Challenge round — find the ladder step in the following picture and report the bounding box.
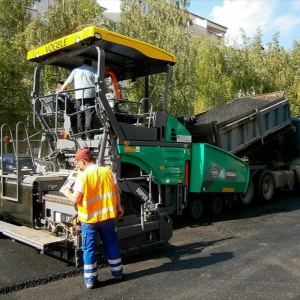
[0,221,65,250]
[1,196,17,202]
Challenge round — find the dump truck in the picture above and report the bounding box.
[0,27,249,267]
[186,92,300,213]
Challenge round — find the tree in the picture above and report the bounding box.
[0,0,35,125]
[193,35,235,114]
[1,0,299,128]
[23,0,106,93]
[117,0,198,117]
[193,28,294,115]
[246,31,290,95]
[283,41,300,115]
[0,0,107,126]
[25,0,105,42]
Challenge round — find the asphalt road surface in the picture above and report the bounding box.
[1,192,300,300]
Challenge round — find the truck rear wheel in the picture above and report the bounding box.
[188,198,204,220]
[239,176,254,207]
[258,170,275,202]
[210,196,223,215]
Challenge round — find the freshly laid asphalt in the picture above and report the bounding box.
[1,192,300,299]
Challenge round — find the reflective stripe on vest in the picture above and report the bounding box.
[78,204,117,221]
[77,166,118,223]
[81,191,117,206]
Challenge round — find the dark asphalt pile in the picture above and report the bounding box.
[195,96,278,124]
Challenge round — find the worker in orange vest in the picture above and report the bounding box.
[63,148,123,289]
[104,67,121,100]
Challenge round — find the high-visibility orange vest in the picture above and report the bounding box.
[105,70,120,99]
[77,166,118,223]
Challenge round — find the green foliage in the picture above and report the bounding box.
[0,0,106,126]
[117,0,197,116]
[1,0,300,124]
[116,1,300,117]
[25,0,104,46]
[194,28,298,115]
[193,36,235,113]
[284,41,300,115]
[0,0,34,125]
[23,0,106,93]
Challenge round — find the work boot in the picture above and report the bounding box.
[85,280,101,289]
[113,274,123,282]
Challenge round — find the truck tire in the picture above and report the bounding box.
[239,176,254,207]
[293,177,300,195]
[210,196,223,215]
[290,158,300,194]
[121,192,140,216]
[188,198,204,220]
[258,170,275,202]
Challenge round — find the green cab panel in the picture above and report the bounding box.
[165,116,192,143]
[189,143,249,194]
[118,145,191,185]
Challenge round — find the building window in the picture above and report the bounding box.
[26,3,37,10]
[139,0,148,13]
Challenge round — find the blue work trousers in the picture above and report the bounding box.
[81,219,123,285]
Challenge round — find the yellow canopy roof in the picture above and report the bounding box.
[27,26,176,64]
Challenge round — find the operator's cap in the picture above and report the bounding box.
[75,148,92,162]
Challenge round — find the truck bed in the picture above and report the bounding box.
[187,92,292,158]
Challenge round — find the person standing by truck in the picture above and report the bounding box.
[63,148,123,289]
[60,59,96,140]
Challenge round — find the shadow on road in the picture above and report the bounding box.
[100,238,234,287]
[173,193,300,229]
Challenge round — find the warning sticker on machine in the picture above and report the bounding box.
[124,146,140,153]
[177,135,191,143]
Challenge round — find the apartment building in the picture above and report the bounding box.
[188,12,226,40]
[26,0,53,19]
[100,1,227,40]
[29,0,227,40]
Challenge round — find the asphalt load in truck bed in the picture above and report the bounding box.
[195,97,272,124]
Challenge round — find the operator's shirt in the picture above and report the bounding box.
[65,64,97,100]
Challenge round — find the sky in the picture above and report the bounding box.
[98,0,300,49]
